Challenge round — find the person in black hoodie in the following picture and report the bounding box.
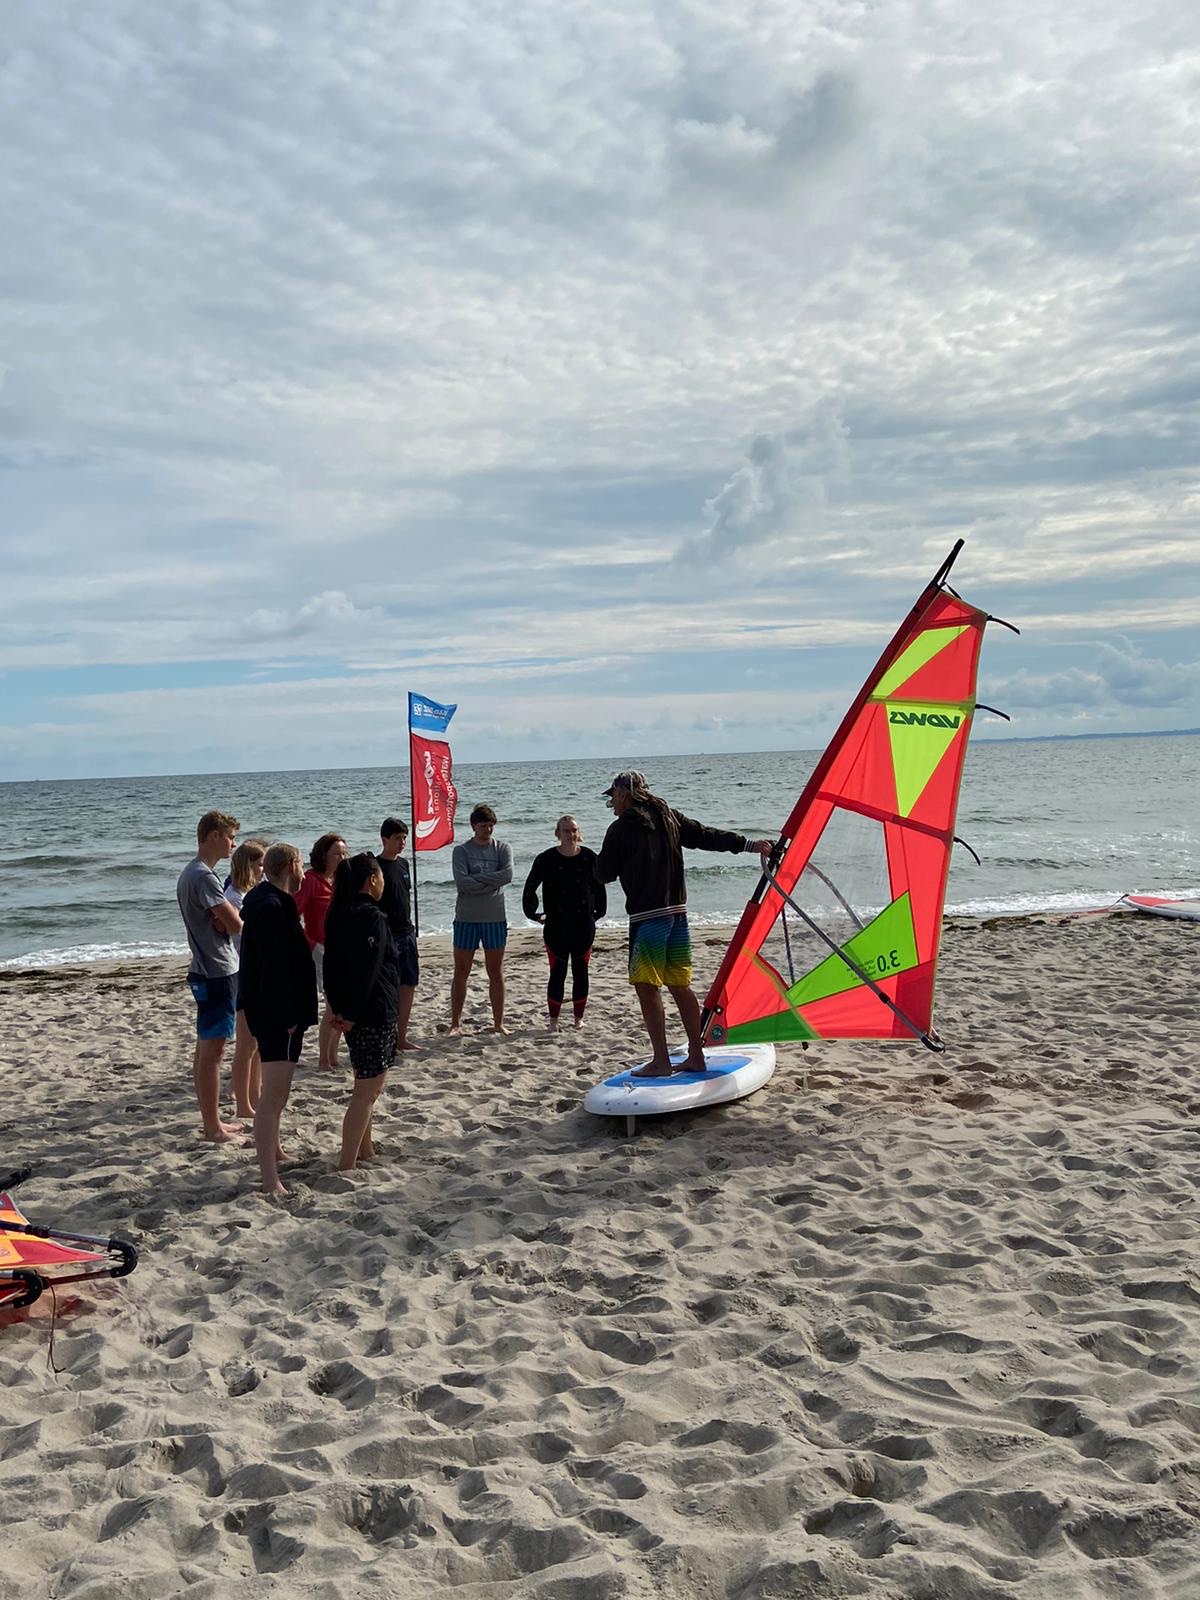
[595,770,773,1077]
[241,842,319,1197]
[522,814,606,1030]
[323,852,400,1172]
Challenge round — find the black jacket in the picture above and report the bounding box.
[239,880,319,1036]
[323,897,400,1027]
[522,847,606,929]
[595,802,747,919]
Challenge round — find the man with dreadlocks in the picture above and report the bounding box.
[595,771,773,1077]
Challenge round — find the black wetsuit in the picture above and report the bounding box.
[522,847,606,1019]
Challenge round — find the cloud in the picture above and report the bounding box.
[992,640,1200,713]
[235,591,383,644]
[675,401,851,570]
[671,69,862,200]
[1,0,1198,776]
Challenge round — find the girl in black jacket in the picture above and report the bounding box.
[323,853,400,1171]
[240,842,318,1197]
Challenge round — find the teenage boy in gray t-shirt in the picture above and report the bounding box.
[175,809,243,1142]
[449,803,513,1034]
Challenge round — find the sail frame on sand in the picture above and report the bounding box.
[702,541,1013,1055]
[0,1172,138,1314]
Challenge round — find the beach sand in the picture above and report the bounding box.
[2,913,1199,1599]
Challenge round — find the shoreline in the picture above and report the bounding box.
[0,900,1153,981]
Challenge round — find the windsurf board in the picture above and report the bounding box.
[584,1043,775,1131]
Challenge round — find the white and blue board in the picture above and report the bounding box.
[584,1044,775,1134]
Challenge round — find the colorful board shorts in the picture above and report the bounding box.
[187,972,237,1041]
[346,1022,397,1080]
[628,913,692,989]
[452,920,508,952]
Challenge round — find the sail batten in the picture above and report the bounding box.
[701,542,995,1053]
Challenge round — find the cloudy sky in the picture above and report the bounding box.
[4,0,1198,780]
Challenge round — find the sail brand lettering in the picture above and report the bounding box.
[889,710,962,729]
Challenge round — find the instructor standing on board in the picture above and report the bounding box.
[595,771,773,1077]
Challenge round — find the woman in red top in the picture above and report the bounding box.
[295,832,348,1069]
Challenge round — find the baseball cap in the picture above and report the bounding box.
[601,770,647,797]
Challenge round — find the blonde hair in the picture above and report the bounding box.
[229,841,266,892]
[263,842,302,884]
[555,814,581,838]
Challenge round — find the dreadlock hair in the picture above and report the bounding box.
[629,783,681,855]
[327,852,381,932]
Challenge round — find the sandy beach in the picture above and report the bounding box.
[2,912,1199,1599]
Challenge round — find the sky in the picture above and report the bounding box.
[3,0,1198,780]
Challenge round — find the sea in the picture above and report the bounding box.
[1,735,1196,970]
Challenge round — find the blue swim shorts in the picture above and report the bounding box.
[187,972,237,1041]
[452,920,508,952]
[628,913,693,989]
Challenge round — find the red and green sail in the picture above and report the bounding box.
[702,544,991,1050]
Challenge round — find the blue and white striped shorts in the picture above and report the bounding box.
[452,919,508,952]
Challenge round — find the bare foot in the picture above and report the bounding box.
[318,1060,337,1072]
[234,1105,256,1120]
[573,1018,584,1030]
[446,1023,462,1036]
[203,1123,245,1143]
[262,1179,288,1198]
[547,1017,559,1033]
[630,1062,675,1078]
[397,1039,420,1051]
[490,1024,512,1036]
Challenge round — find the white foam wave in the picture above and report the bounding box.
[0,939,189,971]
[943,889,1124,917]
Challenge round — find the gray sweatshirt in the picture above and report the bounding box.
[452,839,513,924]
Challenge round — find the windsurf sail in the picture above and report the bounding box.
[702,541,1011,1053]
[0,1178,138,1313]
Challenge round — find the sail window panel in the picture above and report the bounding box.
[759,804,890,988]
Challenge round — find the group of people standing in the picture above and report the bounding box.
[176,816,420,1194]
[176,771,771,1196]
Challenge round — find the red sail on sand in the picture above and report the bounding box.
[702,542,1005,1052]
[0,1185,138,1313]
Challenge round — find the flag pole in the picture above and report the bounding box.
[407,692,420,937]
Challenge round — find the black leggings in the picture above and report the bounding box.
[544,924,594,1018]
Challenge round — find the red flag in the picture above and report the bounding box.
[408,693,458,852]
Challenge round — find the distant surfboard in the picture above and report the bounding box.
[584,1044,775,1132]
[1120,894,1200,922]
